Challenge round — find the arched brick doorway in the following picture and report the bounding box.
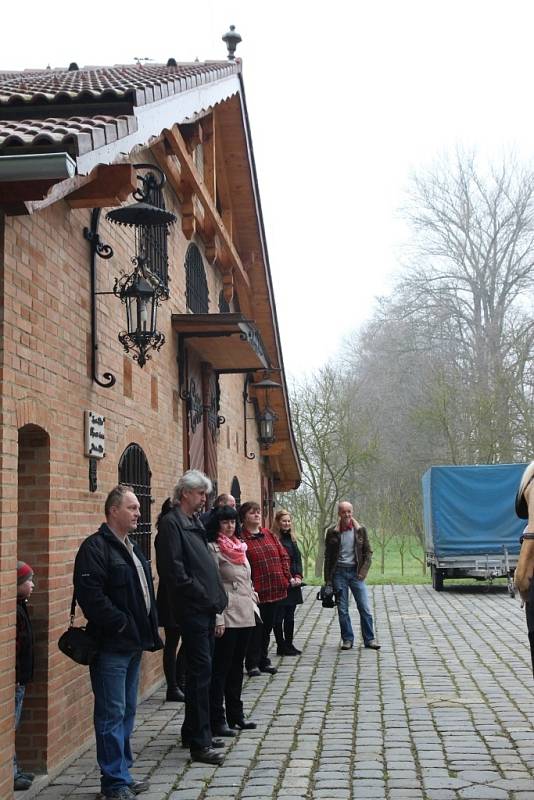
[17,424,50,772]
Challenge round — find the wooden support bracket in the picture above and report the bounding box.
[155,125,250,291]
[66,164,137,209]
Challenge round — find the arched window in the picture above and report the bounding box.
[140,172,169,287]
[230,476,241,508]
[185,244,209,313]
[118,443,152,560]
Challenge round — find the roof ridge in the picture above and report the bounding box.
[0,60,241,110]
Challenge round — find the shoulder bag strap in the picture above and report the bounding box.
[69,592,76,627]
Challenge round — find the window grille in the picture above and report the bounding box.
[118,443,152,561]
[185,244,209,313]
[139,172,169,286]
[230,476,241,508]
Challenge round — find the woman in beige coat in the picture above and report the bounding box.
[206,505,259,735]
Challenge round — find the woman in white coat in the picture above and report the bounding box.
[206,505,259,735]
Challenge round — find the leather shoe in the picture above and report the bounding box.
[165,686,185,702]
[284,644,301,655]
[230,719,257,730]
[341,640,353,650]
[182,737,225,749]
[365,639,381,650]
[102,788,136,800]
[14,777,33,792]
[212,724,236,737]
[190,746,224,765]
[130,780,150,795]
[277,643,302,655]
[247,668,261,677]
[259,665,277,674]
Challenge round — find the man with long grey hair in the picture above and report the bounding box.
[155,470,228,765]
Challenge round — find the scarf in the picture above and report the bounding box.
[217,533,248,565]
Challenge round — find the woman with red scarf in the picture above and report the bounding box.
[206,505,259,734]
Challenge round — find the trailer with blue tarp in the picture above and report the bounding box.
[422,463,526,592]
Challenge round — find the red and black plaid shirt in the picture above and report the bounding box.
[242,527,291,603]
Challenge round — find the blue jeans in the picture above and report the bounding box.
[333,565,375,644]
[13,683,26,778]
[89,650,142,793]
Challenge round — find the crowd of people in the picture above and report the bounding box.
[14,469,380,799]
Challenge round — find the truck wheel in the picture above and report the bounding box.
[431,565,443,592]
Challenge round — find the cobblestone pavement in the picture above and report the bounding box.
[30,584,534,800]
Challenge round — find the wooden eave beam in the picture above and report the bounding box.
[160,124,250,291]
[260,442,286,457]
[66,164,137,209]
[0,178,57,211]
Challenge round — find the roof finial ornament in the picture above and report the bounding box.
[222,25,242,61]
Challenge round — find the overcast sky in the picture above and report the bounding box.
[4,0,534,377]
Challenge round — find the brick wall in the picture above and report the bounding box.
[0,150,269,794]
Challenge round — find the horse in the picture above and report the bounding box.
[514,461,534,677]
[514,461,534,602]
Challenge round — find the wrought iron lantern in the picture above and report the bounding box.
[106,164,175,368]
[84,163,176,386]
[254,377,281,449]
[113,268,168,367]
[258,405,277,447]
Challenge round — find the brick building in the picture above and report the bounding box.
[0,50,300,798]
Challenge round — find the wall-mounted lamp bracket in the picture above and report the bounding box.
[84,207,117,388]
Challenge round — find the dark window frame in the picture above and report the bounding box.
[218,289,230,313]
[230,476,241,509]
[185,243,209,313]
[118,443,153,561]
[139,173,169,287]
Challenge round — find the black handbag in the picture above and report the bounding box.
[57,593,99,665]
[316,584,337,608]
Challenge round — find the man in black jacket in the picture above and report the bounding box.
[155,470,228,765]
[74,485,162,800]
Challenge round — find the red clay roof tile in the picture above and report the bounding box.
[0,62,239,108]
[0,61,239,156]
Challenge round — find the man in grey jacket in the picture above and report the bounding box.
[155,470,228,765]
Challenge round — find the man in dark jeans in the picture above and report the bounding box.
[74,485,162,800]
[155,470,228,765]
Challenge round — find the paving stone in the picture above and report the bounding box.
[28,587,534,800]
[458,786,509,799]
[425,793,458,800]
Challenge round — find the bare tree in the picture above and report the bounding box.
[276,485,318,578]
[288,152,534,584]
[401,150,534,462]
